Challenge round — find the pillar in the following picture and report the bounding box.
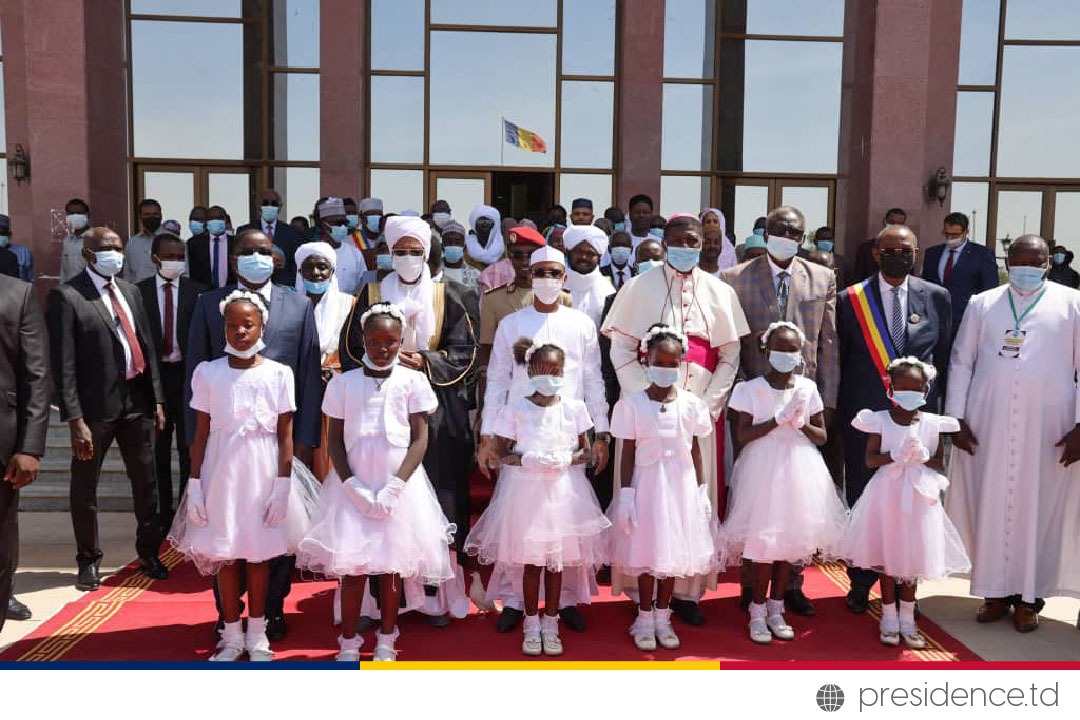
[615,0,665,208]
[319,0,365,198]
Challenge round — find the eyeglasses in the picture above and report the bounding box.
[508,250,533,260]
[879,248,915,257]
[392,248,425,257]
[531,268,564,279]
[237,248,274,256]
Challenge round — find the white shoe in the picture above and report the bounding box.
[653,607,681,650]
[335,634,363,662]
[522,615,542,656]
[630,610,657,651]
[540,614,563,656]
[210,635,246,662]
[766,614,795,641]
[900,624,926,650]
[879,615,901,646]
[245,630,274,662]
[373,628,399,661]
[749,617,771,644]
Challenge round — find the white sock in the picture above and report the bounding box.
[880,603,899,631]
[899,600,916,627]
[766,598,785,617]
[246,616,266,635]
[222,620,243,642]
[749,602,767,619]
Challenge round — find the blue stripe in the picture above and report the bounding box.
[503,120,519,146]
[860,279,897,360]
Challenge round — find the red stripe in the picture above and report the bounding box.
[846,285,890,386]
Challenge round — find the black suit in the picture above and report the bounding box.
[237,220,301,285]
[0,248,19,278]
[601,264,635,292]
[47,271,165,568]
[922,241,999,336]
[0,276,50,634]
[187,233,236,289]
[138,275,206,523]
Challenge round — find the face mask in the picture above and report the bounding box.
[610,246,632,267]
[261,206,279,224]
[529,374,564,397]
[225,338,266,359]
[646,365,680,388]
[648,228,665,240]
[237,253,274,285]
[207,219,227,236]
[92,249,124,277]
[767,350,802,374]
[636,259,664,274]
[766,234,800,262]
[392,254,426,282]
[666,246,700,273]
[143,217,162,234]
[362,353,398,371]
[891,390,927,411]
[67,213,90,231]
[432,212,452,228]
[817,240,835,253]
[1008,265,1047,293]
[0,235,9,248]
[945,236,965,249]
[158,260,186,280]
[376,253,393,271]
[753,227,766,237]
[329,224,350,244]
[365,215,382,234]
[443,245,465,263]
[189,220,206,236]
[303,278,330,295]
[1053,253,1066,265]
[879,252,914,279]
[613,222,626,232]
[532,277,564,305]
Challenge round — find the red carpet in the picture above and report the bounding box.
[1,548,978,663]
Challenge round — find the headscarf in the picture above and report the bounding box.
[561,225,615,327]
[466,204,505,265]
[700,208,738,270]
[294,242,354,357]
[380,216,435,351]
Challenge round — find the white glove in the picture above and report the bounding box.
[890,436,930,466]
[342,476,377,514]
[613,487,638,535]
[264,476,291,527]
[185,477,208,527]
[774,393,805,426]
[521,451,573,473]
[788,397,808,430]
[697,484,713,522]
[374,476,408,518]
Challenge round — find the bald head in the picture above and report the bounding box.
[876,224,918,249]
[82,226,122,252]
[766,206,806,241]
[1008,234,1050,267]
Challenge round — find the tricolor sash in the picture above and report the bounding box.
[845,279,896,390]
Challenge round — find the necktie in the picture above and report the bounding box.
[106,283,146,377]
[943,248,956,284]
[777,271,790,319]
[265,222,274,239]
[212,235,221,288]
[890,286,906,355]
[163,281,175,357]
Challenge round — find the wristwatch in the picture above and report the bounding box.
[596,432,612,444]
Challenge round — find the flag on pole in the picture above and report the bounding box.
[502,118,547,154]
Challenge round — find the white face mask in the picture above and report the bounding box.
[532,277,564,305]
[67,213,90,231]
[392,254,426,283]
[158,260,186,280]
[945,235,966,249]
[362,353,398,371]
[225,338,265,359]
[766,234,800,262]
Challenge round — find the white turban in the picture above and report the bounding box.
[466,204,505,266]
[381,216,435,351]
[384,215,432,259]
[293,241,337,272]
[562,226,615,327]
[563,225,609,257]
[293,242,351,358]
[530,246,565,267]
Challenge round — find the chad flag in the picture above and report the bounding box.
[503,118,547,154]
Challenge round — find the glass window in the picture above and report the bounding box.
[142,171,196,237]
[130,0,242,17]
[370,169,425,213]
[660,175,711,218]
[995,189,1043,242]
[1052,192,1080,246]
[562,0,616,76]
[273,73,319,162]
[662,83,713,171]
[746,0,844,37]
[559,174,612,213]
[780,186,829,237]
[953,91,994,176]
[434,177,487,223]
[273,0,319,69]
[132,21,244,159]
[371,0,425,71]
[429,32,556,167]
[272,166,321,224]
[1005,0,1080,40]
[958,0,1000,85]
[431,0,557,27]
[560,81,614,169]
[948,182,990,244]
[742,40,842,173]
[663,0,715,79]
[208,172,253,225]
[998,46,1080,178]
[732,184,769,241]
[371,76,425,164]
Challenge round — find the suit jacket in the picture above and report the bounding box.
[836,274,952,423]
[237,220,301,284]
[185,284,322,448]
[922,241,999,335]
[47,271,164,423]
[137,275,207,363]
[600,264,635,292]
[187,232,237,289]
[0,276,50,465]
[598,292,620,412]
[720,255,840,408]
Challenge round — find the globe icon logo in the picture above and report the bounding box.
[816,684,845,712]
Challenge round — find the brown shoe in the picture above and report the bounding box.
[1013,605,1039,633]
[976,598,1010,623]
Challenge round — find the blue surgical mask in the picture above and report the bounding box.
[365,215,382,234]
[1008,265,1047,293]
[0,235,9,248]
[92,249,125,277]
[753,227,765,237]
[646,365,680,388]
[666,246,701,273]
[817,241,835,253]
[529,375,564,397]
[329,225,350,244]
[648,228,665,240]
[207,219,227,236]
[443,245,465,263]
[613,222,626,232]
[376,253,393,271]
[768,350,802,374]
[237,253,274,284]
[260,205,279,224]
[610,246,632,267]
[891,390,927,411]
[303,278,330,295]
[1053,252,1066,265]
[189,220,206,236]
[636,259,664,274]
[346,213,360,230]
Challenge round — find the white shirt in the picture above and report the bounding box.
[938,239,968,280]
[210,233,229,288]
[87,269,137,379]
[241,280,274,308]
[156,273,182,363]
[878,273,910,337]
[609,263,632,289]
[332,241,367,295]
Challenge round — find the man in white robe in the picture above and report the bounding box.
[601,214,749,625]
[946,234,1080,632]
[562,225,615,328]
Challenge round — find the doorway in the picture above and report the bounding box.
[135,165,256,238]
[718,177,835,241]
[492,172,554,227]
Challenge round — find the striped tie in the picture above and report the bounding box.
[777,271,790,319]
[890,286,906,355]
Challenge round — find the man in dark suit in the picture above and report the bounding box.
[237,188,302,286]
[600,231,635,290]
[0,275,50,631]
[187,205,235,289]
[186,228,321,641]
[854,208,907,282]
[922,211,999,336]
[47,228,168,592]
[137,233,206,531]
[838,224,952,612]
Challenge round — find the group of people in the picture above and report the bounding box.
[3,188,1080,664]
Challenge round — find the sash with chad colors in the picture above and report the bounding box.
[845,279,897,390]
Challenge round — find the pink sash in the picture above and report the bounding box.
[685,334,718,373]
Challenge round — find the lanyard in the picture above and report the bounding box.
[1007,287,1046,332]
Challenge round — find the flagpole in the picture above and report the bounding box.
[500,115,505,167]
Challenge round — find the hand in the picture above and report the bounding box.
[264,476,291,527]
[512,337,533,365]
[477,436,500,479]
[952,420,979,455]
[154,404,166,432]
[1056,424,1080,467]
[294,444,315,468]
[342,476,376,514]
[697,484,713,522]
[591,438,610,474]
[374,476,407,517]
[398,350,426,371]
[185,477,209,527]
[69,418,94,461]
[613,487,638,535]
[3,453,40,490]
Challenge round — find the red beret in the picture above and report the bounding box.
[506,226,546,248]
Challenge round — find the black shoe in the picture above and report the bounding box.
[426,613,451,628]
[266,614,287,642]
[138,556,169,580]
[846,590,870,614]
[671,598,705,626]
[739,586,753,612]
[495,607,524,633]
[785,589,816,617]
[596,566,611,586]
[356,615,376,633]
[75,563,101,591]
[6,596,32,621]
[213,618,225,644]
[559,606,587,633]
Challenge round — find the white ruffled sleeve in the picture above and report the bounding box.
[321,372,346,419]
[727,380,752,414]
[572,399,594,435]
[851,408,883,433]
[407,370,439,415]
[936,414,961,434]
[689,395,714,438]
[275,364,297,414]
[190,362,212,414]
[610,397,635,440]
[805,383,825,416]
[490,402,518,442]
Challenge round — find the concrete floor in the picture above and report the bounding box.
[3,512,1079,660]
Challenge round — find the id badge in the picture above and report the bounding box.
[999,329,1026,359]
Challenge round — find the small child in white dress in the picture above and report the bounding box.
[298,303,455,662]
[722,321,847,644]
[608,324,717,652]
[839,357,970,649]
[464,342,610,657]
[169,290,297,662]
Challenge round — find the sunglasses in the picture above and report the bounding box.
[508,250,533,260]
[531,268,564,279]
[237,248,274,256]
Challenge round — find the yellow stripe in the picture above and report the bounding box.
[361,661,719,670]
[850,283,893,367]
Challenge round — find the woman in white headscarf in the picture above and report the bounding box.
[701,208,738,272]
[466,204,506,268]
